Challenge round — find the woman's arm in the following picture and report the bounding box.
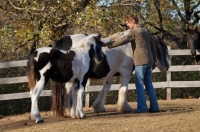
[107,30,135,48]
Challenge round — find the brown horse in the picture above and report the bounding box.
[187,28,200,75]
[187,28,200,57]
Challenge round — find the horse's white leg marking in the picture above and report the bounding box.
[30,62,51,123]
[117,74,132,112]
[63,82,73,117]
[92,77,114,113]
[30,79,45,123]
[76,86,85,118]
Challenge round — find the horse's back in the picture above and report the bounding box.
[104,44,133,69]
[36,47,52,54]
[55,34,86,50]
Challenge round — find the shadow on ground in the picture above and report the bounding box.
[0,99,199,131]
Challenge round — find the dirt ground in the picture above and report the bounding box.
[0,99,200,132]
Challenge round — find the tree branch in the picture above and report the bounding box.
[191,0,200,11]
[8,0,46,12]
[145,21,183,48]
[153,0,164,31]
[184,0,192,22]
[171,0,186,23]
[144,21,165,32]
[192,10,200,25]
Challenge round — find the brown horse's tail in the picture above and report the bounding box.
[51,80,64,116]
[27,56,36,90]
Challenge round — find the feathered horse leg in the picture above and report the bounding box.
[63,82,75,117]
[92,77,114,113]
[30,80,45,123]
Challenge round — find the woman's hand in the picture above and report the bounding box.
[101,42,108,47]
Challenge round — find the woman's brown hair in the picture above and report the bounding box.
[125,14,139,23]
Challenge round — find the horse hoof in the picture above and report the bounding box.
[81,115,87,119]
[35,120,44,124]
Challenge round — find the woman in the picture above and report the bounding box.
[103,14,159,113]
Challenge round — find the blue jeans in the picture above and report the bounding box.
[135,63,159,112]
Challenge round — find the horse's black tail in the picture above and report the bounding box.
[51,80,64,116]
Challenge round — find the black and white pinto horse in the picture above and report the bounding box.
[27,34,104,123]
[187,28,200,75]
[51,30,170,118]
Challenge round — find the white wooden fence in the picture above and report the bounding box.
[1,47,200,107]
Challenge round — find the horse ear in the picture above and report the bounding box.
[97,33,101,40]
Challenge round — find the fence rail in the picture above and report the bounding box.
[1,48,200,107]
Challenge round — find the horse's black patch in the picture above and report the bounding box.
[114,72,120,76]
[32,51,50,81]
[82,73,89,88]
[43,69,51,86]
[75,79,80,90]
[89,54,110,78]
[54,34,111,79]
[55,36,72,50]
[35,52,50,70]
[49,48,75,83]
[89,37,111,78]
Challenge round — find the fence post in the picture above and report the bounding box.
[85,79,90,107]
[85,93,90,107]
[167,46,171,100]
